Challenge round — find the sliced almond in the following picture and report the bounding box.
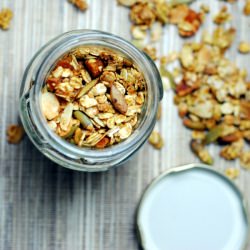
[41,92,60,120]
[60,103,74,131]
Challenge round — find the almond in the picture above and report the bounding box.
[110,84,128,115]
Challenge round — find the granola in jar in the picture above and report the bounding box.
[41,46,147,149]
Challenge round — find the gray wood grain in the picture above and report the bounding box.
[0,0,250,249]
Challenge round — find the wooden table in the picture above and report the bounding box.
[0,0,249,249]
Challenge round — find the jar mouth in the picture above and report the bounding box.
[28,30,162,160]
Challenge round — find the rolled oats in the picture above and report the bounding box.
[42,47,146,148]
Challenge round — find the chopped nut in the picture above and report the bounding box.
[69,0,88,11]
[7,125,25,144]
[224,168,240,179]
[238,42,250,54]
[148,131,164,149]
[85,58,104,78]
[0,8,13,30]
[95,137,110,148]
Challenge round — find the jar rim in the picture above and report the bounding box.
[23,29,163,161]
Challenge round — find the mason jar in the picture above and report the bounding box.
[19,30,163,172]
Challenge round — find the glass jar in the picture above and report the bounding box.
[19,30,163,172]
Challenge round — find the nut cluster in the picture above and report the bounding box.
[41,47,147,149]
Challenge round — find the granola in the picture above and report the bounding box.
[148,131,164,149]
[0,8,13,30]
[213,6,231,25]
[119,0,203,43]
[41,46,146,149]
[240,151,250,170]
[69,0,88,11]
[244,0,250,15]
[171,25,250,164]
[238,42,250,54]
[7,124,24,144]
[224,168,240,179]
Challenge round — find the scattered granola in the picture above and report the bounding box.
[42,46,147,149]
[200,4,210,14]
[7,124,25,144]
[0,8,13,30]
[171,25,250,164]
[191,139,213,164]
[224,168,240,179]
[148,131,164,149]
[69,0,88,11]
[238,41,250,54]
[143,45,157,61]
[213,6,231,25]
[119,0,203,43]
[243,0,250,15]
[156,104,162,120]
[240,151,250,170]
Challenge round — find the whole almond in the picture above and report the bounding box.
[110,84,128,115]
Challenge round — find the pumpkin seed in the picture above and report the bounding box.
[62,124,79,139]
[204,125,224,144]
[73,111,94,131]
[76,78,99,99]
